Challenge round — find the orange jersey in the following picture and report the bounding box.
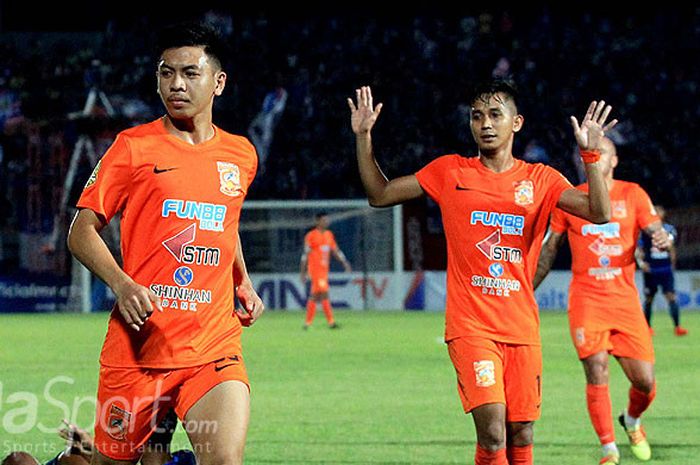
[304,229,337,277]
[550,180,658,309]
[416,155,573,344]
[77,118,257,368]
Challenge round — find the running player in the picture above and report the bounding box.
[300,212,352,329]
[67,23,263,465]
[534,137,671,464]
[635,205,687,335]
[349,80,615,465]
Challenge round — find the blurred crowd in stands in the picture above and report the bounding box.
[1,7,699,270]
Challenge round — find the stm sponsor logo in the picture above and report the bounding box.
[470,211,524,236]
[471,275,521,297]
[581,222,620,239]
[475,230,523,263]
[162,224,221,266]
[162,199,226,232]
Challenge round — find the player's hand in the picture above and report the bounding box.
[570,100,618,152]
[58,419,93,457]
[113,278,162,332]
[651,228,672,251]
[348,86,383,135]
[638,260,651,273]
[236,279,264,327]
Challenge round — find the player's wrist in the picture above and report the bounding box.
[579,148,601,164]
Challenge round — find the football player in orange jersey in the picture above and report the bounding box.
[67,23,262,465]
[349,80,616,465]
[534,137,671,464]
[300,212,352,329]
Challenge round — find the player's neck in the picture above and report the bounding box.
[606,174,615,190]
[163,114,216,145]
[478,150,515,173]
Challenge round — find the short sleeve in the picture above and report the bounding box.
[76,133,132,223]
[415,155,455,202]
[549,207,569,234]
[633,185,659,230]
[245,138,258,190]
[542,165,575,216]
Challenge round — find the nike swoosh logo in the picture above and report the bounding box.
[455,185,471,191]
[214,363,238,372]
[153,166,178,174]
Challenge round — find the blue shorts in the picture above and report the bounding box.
[643,271,675,295]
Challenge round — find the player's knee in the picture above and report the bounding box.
[632,374,655,394]
[476,423,506,450]
[507,422,534,446]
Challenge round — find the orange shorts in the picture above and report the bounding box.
[568,304,654,362]
[310,274,329,294]
[93,354,248,460]
[447,336,542,422]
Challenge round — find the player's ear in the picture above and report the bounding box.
[513,114,524,133]
[214,71,226,96]
[611,154,619,169]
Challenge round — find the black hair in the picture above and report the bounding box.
[155,22,228,71]
[315,212,328,220]
[468,79,520,112]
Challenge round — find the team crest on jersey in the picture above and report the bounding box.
[106,404,131,441]
[84,158,103,189]
[611,200,627,219]
[575,327,585,347]
[217,161,243,197]
[513,179,534,206]
[473,360,496,387]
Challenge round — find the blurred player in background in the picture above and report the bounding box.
[635,204,687,336]
[67,23,262,465]
[349,80,615,465]
[300,212,352,329]
[534,137,671,464]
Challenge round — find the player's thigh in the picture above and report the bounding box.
[183,380,250,465]
[503,343,542,422]
[447,337,505,413]
[642,273,657,297]
[660,272,675,295]
[310,273,329,294]
[94,367,176,461]
[609,315,655,363]
[568,312,613,360]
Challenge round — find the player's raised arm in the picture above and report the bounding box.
[348,86,424,207]
[557,100,617,223]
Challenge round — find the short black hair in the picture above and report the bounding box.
[155,22,227,70]
[468,79,520,112]
[315,212,328,220]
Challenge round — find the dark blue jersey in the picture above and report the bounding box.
[638,223,677,273]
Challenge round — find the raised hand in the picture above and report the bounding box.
[347,86,383,135]
[570,100,618,152]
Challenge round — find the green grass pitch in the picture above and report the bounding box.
[0,311,697,464]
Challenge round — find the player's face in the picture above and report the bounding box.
[469,93,523,153]
[317,216,329,229]
[157,46,226,121]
